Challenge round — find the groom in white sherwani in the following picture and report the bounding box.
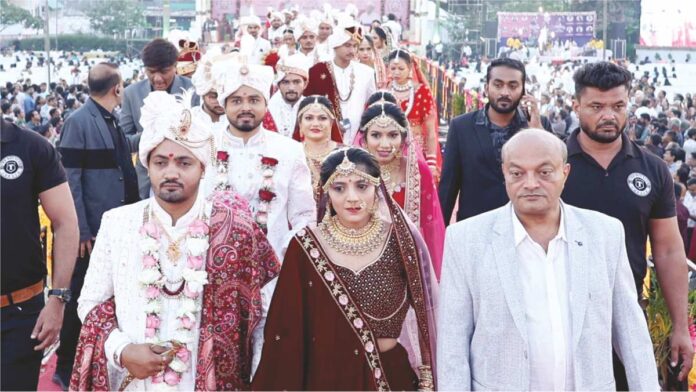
[205,59,315,260]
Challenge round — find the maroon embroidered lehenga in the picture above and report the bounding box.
[252,182,438,391]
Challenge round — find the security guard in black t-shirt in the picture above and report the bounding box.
[561,62,692,389]
[0,118,79,390]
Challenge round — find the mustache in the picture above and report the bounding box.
[597,121,619,129]
[237,112,255,118]
[160,180,183,188]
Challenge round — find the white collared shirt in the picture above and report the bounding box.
[512,205,574,391]
[331,60,376,143]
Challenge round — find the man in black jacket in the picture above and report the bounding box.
[438,58,552,223]
[53,63,139,389]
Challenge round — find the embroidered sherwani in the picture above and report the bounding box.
[77,193,208,390]
[267,92,302,138]
[305,60,376,144]
[73,191,280,390]
[207,128,315,260]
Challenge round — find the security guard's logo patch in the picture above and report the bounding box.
[0,155,24,180]
[627,172,651,197]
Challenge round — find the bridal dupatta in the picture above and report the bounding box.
[69,191,279,391]
[253,179,438,391]
[355,132,445,279]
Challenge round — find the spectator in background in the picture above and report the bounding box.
[664,147,683,176]
[120,38,194,199]
[13,107,25,126]
[25,110,41,131]
[684,178,696,249]
[1,101,13,122]
[676,183,690,251]
[683,128,696,158]
[644,133,664,157]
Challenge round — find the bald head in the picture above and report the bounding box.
[502,128,570,218]
[88,63,121,97]
[502,128,567,165]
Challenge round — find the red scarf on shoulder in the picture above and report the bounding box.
[69,192,280,391]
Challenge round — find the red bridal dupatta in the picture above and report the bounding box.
[69,191,280,391]
[355,131,445,280]
[253,180,438,391]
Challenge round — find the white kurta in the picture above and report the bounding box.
[77,193,210,391]
[315,40,333,62]
[240,36,272,65]
[206,128,315,260]
[288,50,319,69]
[267,92,302,138]
[331,60,377,144]
[191,105,228,136]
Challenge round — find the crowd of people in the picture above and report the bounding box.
[1,3,696,392]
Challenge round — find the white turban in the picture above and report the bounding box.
[270,11,284,22]
[214,60,275,105]
[293,16,318,40]
[275,55,310,84]
[138,89,214,168]
[240,15,261,27]
[191,52,242,96]
[328,24,363,48]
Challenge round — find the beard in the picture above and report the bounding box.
[229,113,263,132]
[489,95,521,114]
[282,90,300,103]
[155,181,192,203]
[203,101,225,115]
[579,117,625,144]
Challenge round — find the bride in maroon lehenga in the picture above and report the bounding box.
[253,148,437,391]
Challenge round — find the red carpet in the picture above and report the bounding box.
[37,353,63,391]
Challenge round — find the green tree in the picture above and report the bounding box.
[85,0,145,38]
[0,0,43,31]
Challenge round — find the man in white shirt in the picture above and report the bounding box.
[206,59,315,259]
[239,15,272,65]
[267,11,286,43]
[190,53,230,133]
[683,129,696,159]
[314,11,334,62]
[72,89,279,391]
[266,56,309,138]
[304,23,376,143]
[382,13,402,44]
[437,129,658,391]
[289,16,320,68]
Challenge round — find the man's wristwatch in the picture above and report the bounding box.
[48,288,72,303]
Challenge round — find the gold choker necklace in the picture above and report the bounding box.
[319,214,384,256]
[380,159,402,194]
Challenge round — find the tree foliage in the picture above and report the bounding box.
[0,0,43,31]
[85,0,145,38]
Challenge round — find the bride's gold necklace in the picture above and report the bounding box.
[304,140,334,161]
[319,213,384,256]
[380,158,403,194]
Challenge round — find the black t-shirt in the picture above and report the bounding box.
[562,128,676,292]
[1,119,67,294]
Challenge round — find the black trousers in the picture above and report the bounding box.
[1,294,45,391]
[54,253,89,382]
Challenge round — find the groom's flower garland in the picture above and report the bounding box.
[139,205,210,389]
[214,151,278,233]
